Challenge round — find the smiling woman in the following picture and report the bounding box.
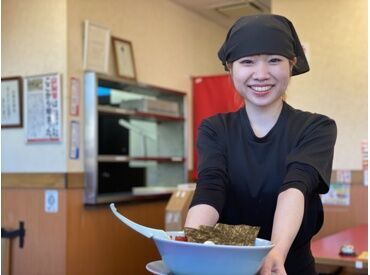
[229,54,293,121]
[185,14,337,275]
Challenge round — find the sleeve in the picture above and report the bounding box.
[284,116,337,194]
[279,163,320,197]
[189,118,228,214]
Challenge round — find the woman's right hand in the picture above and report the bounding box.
[184,204,219,228]
[258,247,287,275]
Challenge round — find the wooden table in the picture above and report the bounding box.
[311,224,368,271]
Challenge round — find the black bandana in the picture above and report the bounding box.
[218,14,309,76]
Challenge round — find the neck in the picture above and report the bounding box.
[245,100,284,138]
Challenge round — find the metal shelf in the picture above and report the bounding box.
[98,105,185,122]
[84,72,188,204]
[98,155,186,163]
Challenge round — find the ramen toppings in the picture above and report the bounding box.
[184,223,260,246]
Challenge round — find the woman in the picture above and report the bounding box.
[185,14,337,275]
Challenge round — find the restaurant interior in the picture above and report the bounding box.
[1,0,368,274]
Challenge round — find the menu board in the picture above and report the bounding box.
[25,73,62,142]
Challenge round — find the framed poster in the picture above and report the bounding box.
[321,183,350,206]
[83,20,111,74]
[25,73,62,143]
[70,77,80,116]
[69,120,80,159]
[112,36,137,81]
[1,76,23,128]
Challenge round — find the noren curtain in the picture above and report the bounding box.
[192,75,244,180]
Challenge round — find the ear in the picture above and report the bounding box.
[290,57,297,74]
[290,57,297,67]
[226,62,233,72]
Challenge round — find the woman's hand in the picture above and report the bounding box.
[259,247,287,275]
[259,188,305,275]
[184,204,219,228]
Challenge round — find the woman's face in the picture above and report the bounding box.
[229,55,295,109]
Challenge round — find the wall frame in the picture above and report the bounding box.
[25,73,62,143]
[1,76,23,128]
[83,20,111,74]
[112,36,137,81]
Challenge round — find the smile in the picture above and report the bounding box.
[249,85,273,92]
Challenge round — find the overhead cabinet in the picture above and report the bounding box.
[84,72,188,204]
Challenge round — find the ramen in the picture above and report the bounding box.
[184,223,260,246]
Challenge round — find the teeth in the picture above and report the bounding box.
[251,86,272,92]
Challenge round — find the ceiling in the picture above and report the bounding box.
[170,0,271,28]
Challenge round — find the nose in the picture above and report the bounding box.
[253,62,270,81]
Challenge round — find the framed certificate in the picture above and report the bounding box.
[112,36,137,81]
[1,76,23,128]
[83,20,111,74]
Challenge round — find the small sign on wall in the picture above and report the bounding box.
[70,77,80,116]
[361,139,368,186]
[45,190,58,213]
[336,169,351,183]
[321,183,350,206]
[69,120,80,160]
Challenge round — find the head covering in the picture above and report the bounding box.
[218,14,309,76]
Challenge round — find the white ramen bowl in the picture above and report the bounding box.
[153,231,274,275]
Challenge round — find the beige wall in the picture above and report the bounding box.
[2,0,226,172]
[66,0,226,172]
[272,0,368,170]
[2,0,68,172]
[2,0,368,172]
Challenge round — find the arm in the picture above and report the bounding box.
[259,188,304,275]
[184,204,219,229]
[185,118,227,229]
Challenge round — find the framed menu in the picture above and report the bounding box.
[25,73,62,143]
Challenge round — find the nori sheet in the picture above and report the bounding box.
[184,223,260,246]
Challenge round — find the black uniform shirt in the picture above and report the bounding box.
[190,102,337,274]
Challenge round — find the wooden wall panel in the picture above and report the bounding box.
[1,238,11,275]
[2,172,84,189]
[314,184,368,240]
[2,172,366,274]
[2,173,66,188]
[1,189,67,275]
[66,189,166,275]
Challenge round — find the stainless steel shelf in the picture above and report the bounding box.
[98,105,185,121]
[84,72,188,204]
[98,155,186,163]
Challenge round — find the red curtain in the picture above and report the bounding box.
[192,75,244,180]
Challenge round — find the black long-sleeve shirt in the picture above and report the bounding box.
[190,102,337,274]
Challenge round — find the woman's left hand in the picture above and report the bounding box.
[258,248,287,275]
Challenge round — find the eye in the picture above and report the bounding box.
[239,58,254,65]
[269,57,283,64]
